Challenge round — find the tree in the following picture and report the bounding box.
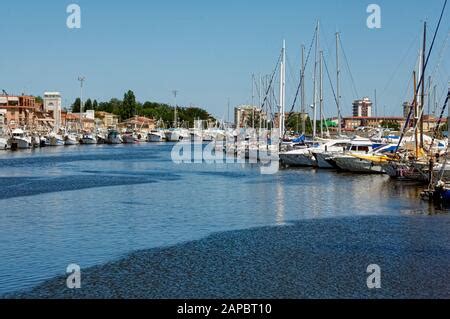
[380,120,400,131]
[71,98,81,113]
[84,98,93,110]
[92,100,98,110]
[121,90,137,120]
[35,96,43,104]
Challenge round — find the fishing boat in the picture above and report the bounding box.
[165,128,189,142]
[64,133,79,145]
[9,129,32,150]
[121,132,136,144]
[147,130,166,142]
[46,133,65,146]
[106,129,122,144]
[81,133,97,144]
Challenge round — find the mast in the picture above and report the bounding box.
[312,22,319,141]
[78,76,85,132]
[336,32,341,136]
[172,90,178,128]
[251,73,255,129]
[413,71,419,158]
[320,50,324,138]
[427,76,432,130]
[259,74,263,130]
[301,44,306,135]
[420,22,427,148]
[279,40,286,137]
[374,89,378,118]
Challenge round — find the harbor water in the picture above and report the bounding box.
[0,143,446,296]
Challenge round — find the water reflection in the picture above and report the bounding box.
[0,144,445,295]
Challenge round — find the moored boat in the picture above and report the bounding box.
[9,129,32,150]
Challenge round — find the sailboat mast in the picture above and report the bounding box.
[312,22,319,141]
[336,32,341,136]
[279,40,286,137]
[259,74,263,130]
[301,45,306,135]
[413,71,419,158]
[172,90,178,128]
[320,50,324,138]
[251,73,255,129]
[420,22,427,148]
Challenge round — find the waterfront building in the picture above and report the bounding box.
[234,105,267,128]
[0,94,38,129]
[96,111,120,128]
[44,92,62,130]
[352,98,373,117]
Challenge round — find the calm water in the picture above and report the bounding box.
[0,143,436,295]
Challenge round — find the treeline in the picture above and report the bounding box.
[70,90,215,127]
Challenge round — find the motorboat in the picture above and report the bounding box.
[64,133,79,145]
[46,133,65,146]
[80,133,97,144]
[106,129,122,144]
[165,128,190,142]
[9,129,32,149]
[147,130,166,142]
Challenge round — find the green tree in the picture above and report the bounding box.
[35,96,43,104]
[84,98,93,110]
[92,100,98,110]
[121,90,137,120]
[380,120,400,131]
[71,98,81,113]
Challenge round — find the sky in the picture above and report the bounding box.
[0,0,449,120]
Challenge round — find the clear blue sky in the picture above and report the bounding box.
[1,0,449,119]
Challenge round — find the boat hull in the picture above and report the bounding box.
[10,137,31,149]
[335,156,384,174]
[313,152,336,169]
[122,135,136,144]
[0,137,8,150]
[280,152,316,167]
[147,133,165,142]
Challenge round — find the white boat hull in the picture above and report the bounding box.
[11,137,31,149]
[48,136,65,146]
[0,137,8,150]
[166,131,182,142]
[280,152,316,167]
[65,136,79,145]
[313,152,336,169]
[122,135,135,144]
[334,156,384,174]
[147,133,165,142]
[81,137,97,144]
